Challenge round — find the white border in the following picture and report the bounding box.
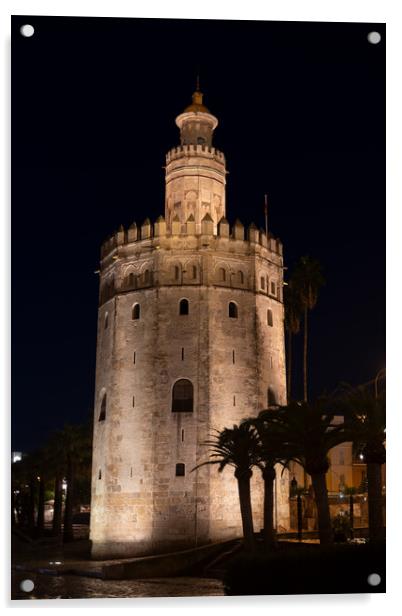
[2,1,400,614]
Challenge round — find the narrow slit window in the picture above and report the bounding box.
[99,394,106,421]
[132,396,135,407]
[267,387,277,408]
[130,467,133,478]
[233,395,236,406]
[260,276,265,290]
[232,350,235,364]
[104,312,109,329]
[181,429,184,442]
[267,309,273,327]
[98,469,102,480]
[133,351,136,364]
[229,302,238,319]
[175,265,180,280]
[192,265,197,279]
[176,463,185,477]
[179,299,189,315]
[132,304,140,320]
[181,347,184,360]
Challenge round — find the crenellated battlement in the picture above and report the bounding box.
[100,215,283,261]
[166,144,225,164]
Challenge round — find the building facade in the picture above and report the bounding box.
[90,87,289,559]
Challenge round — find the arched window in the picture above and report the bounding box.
[229,302,238,319]
[238,271,244,284]
[270,281,276,296]
[176,463,186,476]
[267,309,273,327]
[267,387,277,408]
[219,267,226,282]
[179,299,189,315]
[172,379,193,412]
[104,312,109,329]
[260,276,265,290]
[99,393,106,421]
[132,304,140,320]
[128,272,135,287]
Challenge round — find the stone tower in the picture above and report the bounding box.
[90,85,289,559]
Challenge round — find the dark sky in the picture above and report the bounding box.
[11,16,385,452]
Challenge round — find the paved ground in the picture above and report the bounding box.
[12,571,224,600]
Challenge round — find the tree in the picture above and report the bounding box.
[263,399,348,545]
[283,281,302,402]
[334,383,386,542]
[291,256,325,402]
[61,423,92,542]
[194,424,260,551]
[244,410,294,549]
[46,430,68,537]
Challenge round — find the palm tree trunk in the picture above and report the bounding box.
[52,472,63,537]
[367,462,384,541]
[63,456,75,543]
[286,330,292,403]
[36,475,45,533]
[349,494,354,539]
[236,470,255,551]
[303,305,308,402]
[311,472,333,545]
[262,466,276,548]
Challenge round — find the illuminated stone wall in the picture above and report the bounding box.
[90,221,288,558]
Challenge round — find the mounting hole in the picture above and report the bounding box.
[367,573,381,586]
[20,24,35,38]
[20,579,34,592]
[367,31,381,45]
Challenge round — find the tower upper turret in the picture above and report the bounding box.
[175,85,218,147]
[165,83,226,234]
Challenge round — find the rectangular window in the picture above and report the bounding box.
[233,395,236,406]
[271,281,276,295]
[260,276,265,290]
[176,463,185,477]
[132,396,135,407]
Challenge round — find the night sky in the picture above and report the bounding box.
[11,17,385,452]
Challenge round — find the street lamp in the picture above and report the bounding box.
[374,368,385,399]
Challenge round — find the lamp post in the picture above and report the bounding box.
[374,368,385,399]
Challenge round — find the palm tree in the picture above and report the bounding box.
[291,256,325,402]
[334,383,386,542]
[194,423,260,551]
[283,281,302,402]
[244,411,294,549]
[263,399,348,545]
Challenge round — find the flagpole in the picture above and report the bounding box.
[264,194,268,237]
